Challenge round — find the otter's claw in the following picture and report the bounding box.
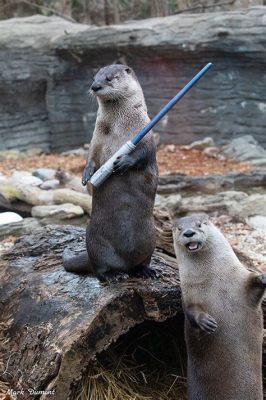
[198,314,218,334]
[113,155,134,174]
[82,161,96,186]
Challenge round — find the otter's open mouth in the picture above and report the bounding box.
[185,242,202,252]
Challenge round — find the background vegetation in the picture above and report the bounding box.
[0,0,264,24]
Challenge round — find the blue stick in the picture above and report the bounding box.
[90,62,213,187]
[132,62,213,145]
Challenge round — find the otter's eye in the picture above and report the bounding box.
[197,222,202,228]
[106,75,112,82]
[178,226,182,231]
[125,68,131,74]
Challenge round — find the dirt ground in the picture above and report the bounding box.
[0,145,250,177]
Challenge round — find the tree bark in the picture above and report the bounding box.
[0,225,181,400]
[150,0,168,16]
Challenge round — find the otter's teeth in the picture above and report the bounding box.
[188,242,198,251]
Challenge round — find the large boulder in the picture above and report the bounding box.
[223,135,266,166]
[0,8,266,152]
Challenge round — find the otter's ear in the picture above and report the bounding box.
[125,67,131,74]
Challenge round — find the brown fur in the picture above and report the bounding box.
[63,64,158,281]
[173,214,265,400]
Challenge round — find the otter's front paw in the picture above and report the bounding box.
[82,161,96,186]
[197,313,217,334]
[113,155,134,174]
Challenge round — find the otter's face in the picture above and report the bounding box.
[173,213,210,253]
[90,64,140,100]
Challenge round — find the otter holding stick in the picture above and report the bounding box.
[173,213,265,400]
[63,64,158,281]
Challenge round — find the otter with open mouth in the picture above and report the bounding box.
[173,213,265,400]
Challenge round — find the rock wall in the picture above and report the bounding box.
[0,7,266,152]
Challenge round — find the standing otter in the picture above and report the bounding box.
[63,64,158,281]
[173,213,265,400]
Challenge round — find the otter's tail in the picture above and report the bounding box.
[62,248,92,274]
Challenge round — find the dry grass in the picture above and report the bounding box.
[0,320,12,398]
[75,340,187,400]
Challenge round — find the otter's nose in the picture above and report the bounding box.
[183,229,196,238]
[91,83,102,92]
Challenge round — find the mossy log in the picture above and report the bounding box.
[0,226,181,400]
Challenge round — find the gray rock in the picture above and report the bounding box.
[40,179,60,190]
[158,170,266,195]
[0,9,266,152]
[180,191,266,219]
[229,194,266,218]
[248,215,266,232]
[249,159,266,168]
[11,171,43,187]
[0,217,41,238]
[32,168,57,181]
[223,135,266,162]
[31,203,84,219]
[180,191,248,214]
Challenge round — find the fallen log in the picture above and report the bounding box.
[0,225,181,400]
[158,170,266,195]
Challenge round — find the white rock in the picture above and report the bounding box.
[11,171,43,186]
[40,179,60,190]
[0,212,23,226]
[203,146,225,160]
[31,203,84,219]
[182,137,215,150]
[0,172,8,182]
